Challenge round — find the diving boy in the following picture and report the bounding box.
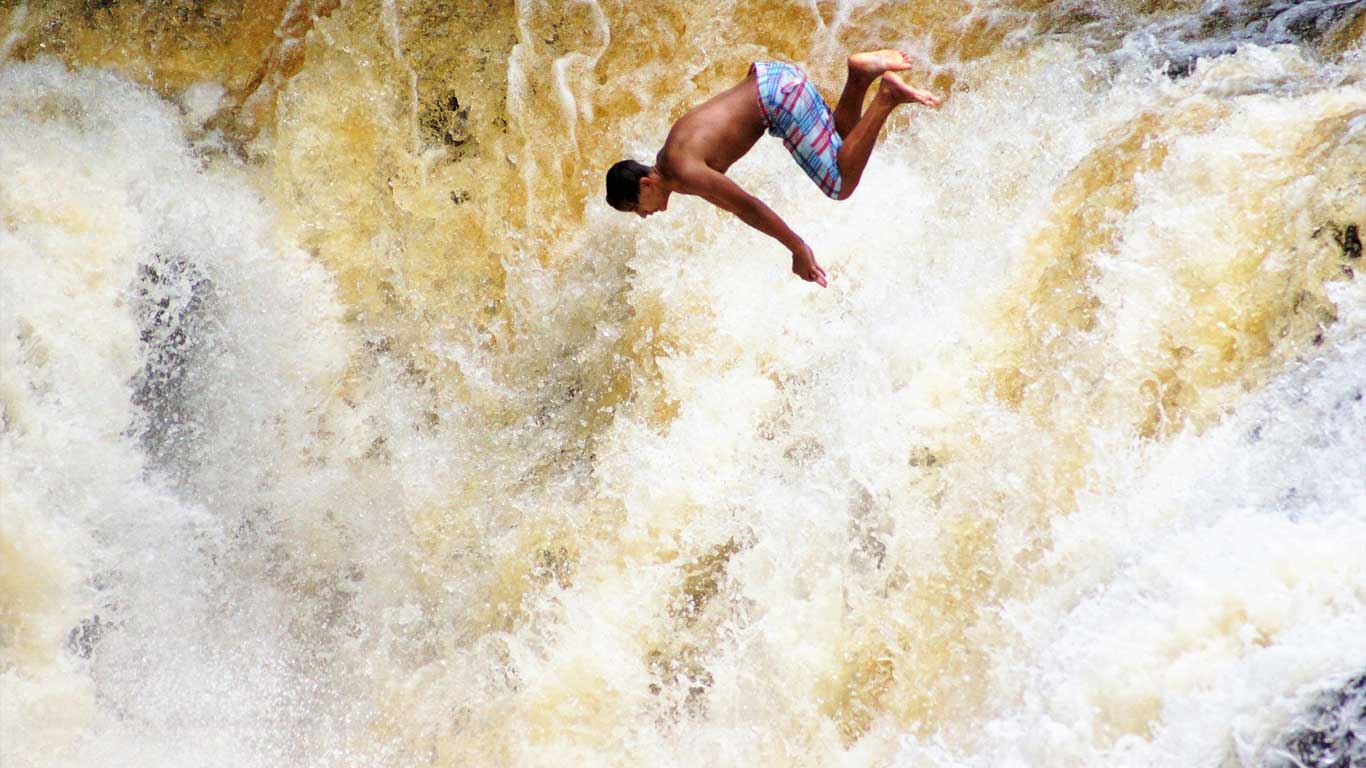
[605,51,940,287]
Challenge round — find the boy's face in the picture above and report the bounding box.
[631,175,668,218]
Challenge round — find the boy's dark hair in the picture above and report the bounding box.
[605,160,651,211]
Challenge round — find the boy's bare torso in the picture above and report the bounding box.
[655,75,766,182]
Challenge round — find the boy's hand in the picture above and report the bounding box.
[792,243,828,287]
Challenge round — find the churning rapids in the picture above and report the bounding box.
[2,1,1365,766]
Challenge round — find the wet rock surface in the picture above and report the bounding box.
[419,93,474,155]
[1269,672,1366,768]
[1133,0,1366,76]
[130,252,218,480]
[1334,223,1362,260]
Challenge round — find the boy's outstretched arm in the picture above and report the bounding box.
[679,165,828,287]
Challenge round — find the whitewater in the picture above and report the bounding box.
[2,1,1364,766]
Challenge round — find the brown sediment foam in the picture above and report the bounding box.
[986,80,1365,462]
[1,0,1000,262]
[0,0,999,388]
[987,106,1218,421]
[11,4,1365,763]
[1322,5,1366,57]
[2,1,293,100]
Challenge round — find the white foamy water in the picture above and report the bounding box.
[2,3,1365,766]
[1,59,414,766]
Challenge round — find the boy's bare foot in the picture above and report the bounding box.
[848,49,914,78]
[877,73,941,107]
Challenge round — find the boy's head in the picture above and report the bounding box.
[605,159,668,217]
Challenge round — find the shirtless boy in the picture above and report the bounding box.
[605,50,940,287]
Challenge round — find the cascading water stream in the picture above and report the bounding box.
[1,1,1363,766]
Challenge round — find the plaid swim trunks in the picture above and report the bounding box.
[750,61,842,199]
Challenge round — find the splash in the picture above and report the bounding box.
[2,1,1365,766]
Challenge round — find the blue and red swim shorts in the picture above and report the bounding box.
[750,61,842,200]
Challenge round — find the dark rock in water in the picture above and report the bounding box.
[1162,57,1199,78]
[908,445,939,468]
[1137,0,1366,78]
[129,251,217,479]
[420,93,474,155]
[1314,222,1362,260]
[1334,223,1361,260]
[1270,672,1366,768]
[80,0,119,21]
[67,614,106,659]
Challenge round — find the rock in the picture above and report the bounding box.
[1269,671,1366,768]
[1334,223,1361,260]
[420,93,474,155]
[67,615,105,659]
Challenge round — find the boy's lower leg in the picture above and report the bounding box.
[833,69,877,139]
[834,93,896,199]
[835,73,939,200]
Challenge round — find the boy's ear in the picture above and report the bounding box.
[639,174,655,190]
